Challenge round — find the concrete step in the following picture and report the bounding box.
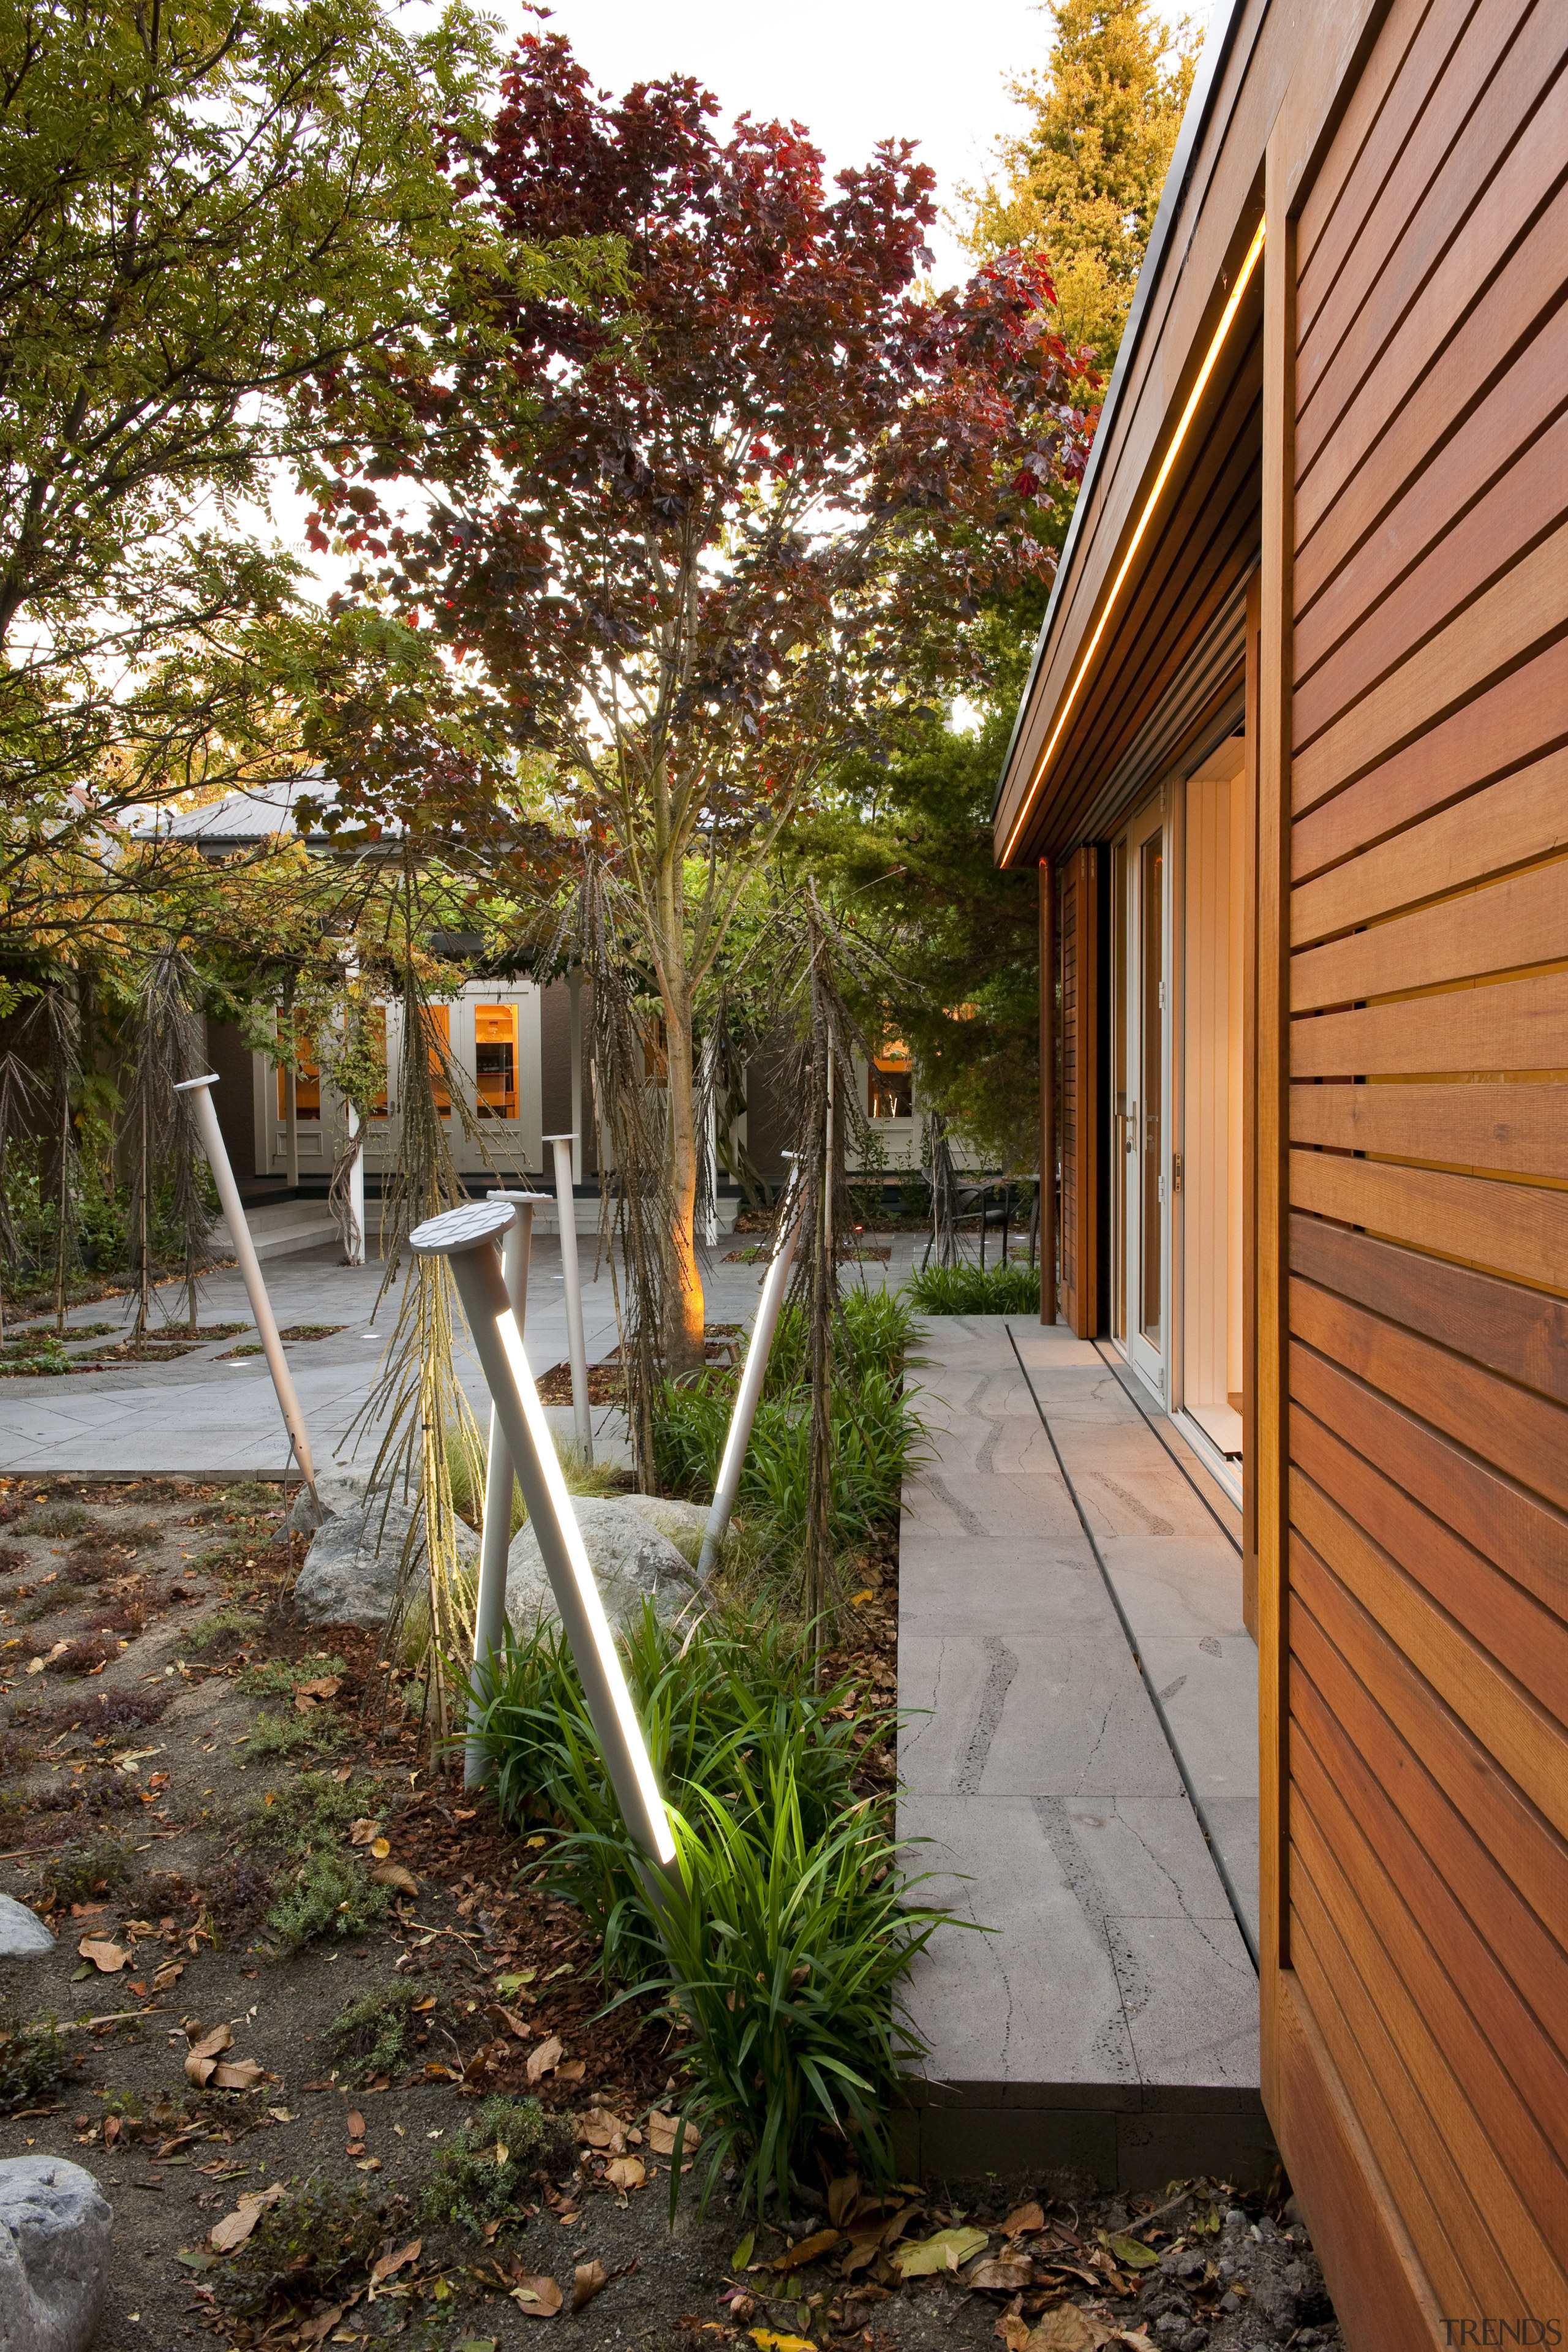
[215,1200,342,1262]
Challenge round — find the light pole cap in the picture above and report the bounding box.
[410,1198,517,1258]
[541,1133,579,1145]
[173,1075,219,1094]
[488,1189,551,1204]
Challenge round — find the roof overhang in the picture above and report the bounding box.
[993,0,1292,867]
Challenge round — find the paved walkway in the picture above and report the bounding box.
[0,1232,922,1479]
[897,1314,1267,2188]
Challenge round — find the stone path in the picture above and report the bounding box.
[0,1233,922,1479]
[897,1314,1267,2188]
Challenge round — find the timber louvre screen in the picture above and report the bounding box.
[1275,0,1568,2336]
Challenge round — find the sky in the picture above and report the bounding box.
[510,0,1047,287]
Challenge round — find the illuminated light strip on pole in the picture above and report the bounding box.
[465,1189,549,1790]
[411,1199,678,1881]
[1001,214,1267,866]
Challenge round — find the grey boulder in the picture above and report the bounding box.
[0,1898,53,1958]
[286,1464,376,1534]
[294,1495,477,1628]
[0,2155,112,2352]
[505,1498,695,1638]
[619,1493,710,1565]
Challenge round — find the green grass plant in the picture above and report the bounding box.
[908,1257,1041,1316]
[467,1604,956,2210]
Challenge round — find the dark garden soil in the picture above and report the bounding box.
[0,1474,1341,2352]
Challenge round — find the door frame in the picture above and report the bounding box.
[1114,787,1174,1403]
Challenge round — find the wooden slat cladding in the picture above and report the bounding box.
[1282,0,1568,2331]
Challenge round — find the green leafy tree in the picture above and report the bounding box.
[963,1,1202,369]
[0,0,522,868]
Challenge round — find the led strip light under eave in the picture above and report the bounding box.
[1001,214,1267,866]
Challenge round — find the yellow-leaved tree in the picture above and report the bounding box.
[963,1,1204,372]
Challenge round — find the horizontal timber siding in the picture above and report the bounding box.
[1284,0,1568,2333]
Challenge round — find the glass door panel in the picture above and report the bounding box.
[1139,833,1164,1354]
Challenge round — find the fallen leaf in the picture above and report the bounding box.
[370,2237,422,2285]
[496,1967,537,1995]
[1114,2333,1161,2351]
[1003,2201,1046,2240]
[184,2022,233,2086]
[370,1836,391,1859]
[295,2307,346,2345]
[971,2255,1036,2292]
[571,2260,609,2312]
[266,2108,295,2124]
[1106,2234,1159,2271]
[295,1676,341,1700]
[349,1818,382,1846]
[151,1961,184,1991]
[368,1862,418,1896]
[604,2155,646,2193]
[526,2034,562,2084]
[208,2183,285,2252]
[557,2057,586,2082]
[510,2272,563,2318]
[893,2226,989,2278]
[1027,2309,1110,2352]
[771,2228,839,2273]
[827,2175,860,2228]
[749,2333,815,2352]
[346,2109,366,2141]
[998,2318,1033,2352]
[644,2110,702,2157]
[731,2230,756,2271]
[412,1995,437,2013]
[210,2057,268,2092]
[581,2117,630,2154]
[77,1937,129,1973]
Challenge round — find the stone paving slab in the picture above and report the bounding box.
[897,1314,1266,2188]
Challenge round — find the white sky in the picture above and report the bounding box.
[514,0,1047,287]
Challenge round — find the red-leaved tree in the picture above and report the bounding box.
[306,29,1096,1370]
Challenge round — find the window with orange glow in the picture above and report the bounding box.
[475,1003,518,1120]
[869,1040,912,1120]
[276,1019,321,1120]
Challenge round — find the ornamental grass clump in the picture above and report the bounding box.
[468,1604,873,1983]
[649,1288,925,1559]
[650,1757,951,2222]
[466,1604,960,2211]
[908,1257,1041,1316]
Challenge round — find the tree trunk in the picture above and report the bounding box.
[662,990,707,1374]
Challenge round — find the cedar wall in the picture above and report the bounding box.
[1281,0,1568,2329]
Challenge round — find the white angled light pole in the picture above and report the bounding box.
[466,1188,548,1789]
[412,1199,677,1890]
[697,1161,802,1581]
[176,1076,319,1510]
[542,1131,592,1460]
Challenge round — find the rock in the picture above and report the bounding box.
[619,1493,710,1564]
[293,1496,477,1628]
[505,1498,695,1638]
[0,1898,54,1958]
[0,2154,112,2352]
[285,1464,379,1533]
